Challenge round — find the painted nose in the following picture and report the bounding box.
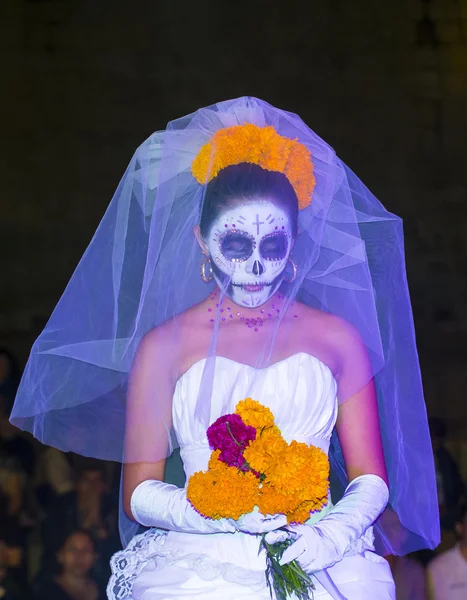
[252,260,264,276]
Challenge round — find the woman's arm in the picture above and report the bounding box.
[331,317,388,484]
[267,318,389,571]
[336,381,388,483]
[122,325,282,535]
[122,326,176,519]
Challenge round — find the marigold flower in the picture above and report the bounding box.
[188,400,330,526]
[235,398,276,430]
[243,429,287,473]
[187,463,259,520]
[191,124,315,210]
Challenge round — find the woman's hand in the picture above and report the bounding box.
[266,475,388,572]
[231,509,287,534]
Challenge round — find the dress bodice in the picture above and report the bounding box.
[172,352,338,480]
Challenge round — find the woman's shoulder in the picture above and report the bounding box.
[293,303,367,378]
[136,300,211,372]
[295,302,360,344]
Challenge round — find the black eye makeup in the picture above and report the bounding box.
[219,230,256,262]
[259,232,288,261]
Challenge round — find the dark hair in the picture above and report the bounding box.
[77,459,107,480]
[60,528,97,553]
[199,163,299,238]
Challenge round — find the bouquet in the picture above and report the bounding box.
[187,398,330,600]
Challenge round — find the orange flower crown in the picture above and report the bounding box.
[191,123,315,210]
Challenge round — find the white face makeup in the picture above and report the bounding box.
[206,200,294,307]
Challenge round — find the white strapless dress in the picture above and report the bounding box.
[108,353,395,600]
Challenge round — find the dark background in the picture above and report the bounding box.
[1,0,467,431]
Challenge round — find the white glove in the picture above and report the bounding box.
[265,474,389,572]
[131,480,286,535]
[131,480,236,534]
[233,508,287,534]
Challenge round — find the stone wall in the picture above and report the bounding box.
[1,0,466,420]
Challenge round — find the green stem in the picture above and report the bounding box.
[225,421,243,447]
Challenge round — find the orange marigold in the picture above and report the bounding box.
[257,483,298,517]
[243,428,288,474]
[235,398,276,430]
[191,124,315,210]
[208,449,225,472]
[261,440,330,522]
[187,459,259,520]
[287,500,321,524]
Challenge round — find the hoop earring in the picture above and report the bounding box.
[200,257,213,283]
[283,258,297,284]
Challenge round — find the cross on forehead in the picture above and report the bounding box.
[252,214,264,235]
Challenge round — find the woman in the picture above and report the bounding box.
[11,98,439,599]
[33,529,105,600]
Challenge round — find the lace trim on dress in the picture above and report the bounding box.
[107,528,268,600]
[107,526,375,600]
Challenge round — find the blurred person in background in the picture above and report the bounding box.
[0,541,24,600]
[382,507,428,600]
[0,351,35,479]
[34,447,75,510]
[41,461,119,587]
[33,529,105,600]
[386,554,427,600]
[428,503,467,599]
[0,363,37,591]
[429,417,465,546]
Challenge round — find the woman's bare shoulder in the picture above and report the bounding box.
[294,303,365,373]
[295,302,357,338]
[137,298,212,370]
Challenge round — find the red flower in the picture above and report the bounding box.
[207,414,256,468]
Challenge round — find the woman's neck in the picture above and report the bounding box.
[211,289,292,317]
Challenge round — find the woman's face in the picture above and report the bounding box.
[205,199,294,307]
[59,532,96,576]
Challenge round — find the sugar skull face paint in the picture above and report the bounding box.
[205,200,294,307]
